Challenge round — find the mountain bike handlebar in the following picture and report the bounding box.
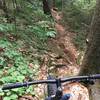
[2,74,100,90]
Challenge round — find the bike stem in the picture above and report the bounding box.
[55,78,63,100]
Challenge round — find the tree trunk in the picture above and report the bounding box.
[47,0,56,9]
[79,0,100,100]
[0,0,10,22]
[43,0,51,15]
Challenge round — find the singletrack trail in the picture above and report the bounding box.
[19,10,89,100]
[32,10,89,100]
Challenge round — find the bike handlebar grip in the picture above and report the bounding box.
[90,74,100,79]
[2,83,26,90]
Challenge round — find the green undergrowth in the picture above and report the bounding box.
[63,0,96,51]
[0,24,56,100]
[0,5,56,99]
[73,30,86,50]
[0,37,40,100]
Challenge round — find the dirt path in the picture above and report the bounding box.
[32,10,89,100]
[47,10,79,76]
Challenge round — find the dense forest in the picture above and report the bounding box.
[0,0,100,100]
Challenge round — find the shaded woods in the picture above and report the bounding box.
[0,0,99,100]
[80,0,100,99]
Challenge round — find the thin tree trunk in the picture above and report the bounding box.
[79,0,100,100]
[2,0,9,19]
[0,0,3,9]
[43,0,51,15]
[0,0,10,22]
[47,0,56,9]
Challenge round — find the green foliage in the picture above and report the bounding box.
[25,23,56,40]
[0,0,96,99]
[0,0,57,99]
[0,0,56,48]
[73,30,86,50]
[0,23,15,32]
[0,38,39,99]
[63,0,96,30]
[63,0,96,50]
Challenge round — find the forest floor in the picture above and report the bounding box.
[19,10,89,100]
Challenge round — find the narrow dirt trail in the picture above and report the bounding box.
[47,9,80,76]
[32,10,89,100]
